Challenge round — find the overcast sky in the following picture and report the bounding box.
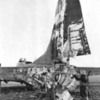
[0,0,100,67]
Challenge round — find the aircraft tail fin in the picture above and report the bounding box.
[34,0,91,66]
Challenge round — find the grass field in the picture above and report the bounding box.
[0,83,100,100]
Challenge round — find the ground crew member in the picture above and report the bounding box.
[73,70,88,100]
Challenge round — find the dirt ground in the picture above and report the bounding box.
[0,85,100,100]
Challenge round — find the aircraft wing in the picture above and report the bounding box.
[0,67,34,87]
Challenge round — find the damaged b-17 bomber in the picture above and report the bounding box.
[0,0,100,100]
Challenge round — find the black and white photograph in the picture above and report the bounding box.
[0,0,100,100]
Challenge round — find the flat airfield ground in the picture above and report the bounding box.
[0,82,100,100]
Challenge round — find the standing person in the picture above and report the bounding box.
[79,70,88,100]
[45,68,56,100]
[71,69,88,100]
[45,84,55,100]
